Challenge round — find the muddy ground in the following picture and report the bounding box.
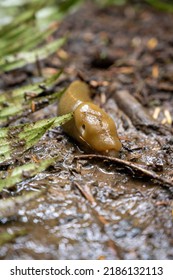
[0,2,173,259]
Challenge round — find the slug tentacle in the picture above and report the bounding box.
[58,80,122,154]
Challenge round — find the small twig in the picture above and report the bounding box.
[74,181,123,259]
[35,55,43,77]
[74,181,96,205]
[74,154,173,189]
[114,89,173,135]
[74,182,107,225]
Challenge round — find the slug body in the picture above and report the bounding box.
[58,80,122,154]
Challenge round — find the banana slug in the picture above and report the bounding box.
[58,80,122,154]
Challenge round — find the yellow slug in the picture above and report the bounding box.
[58,80,122,154]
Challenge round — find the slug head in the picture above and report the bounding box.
[74,102,122,153]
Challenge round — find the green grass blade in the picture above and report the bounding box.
[0,113,72,164]
[0,70,62,103]
[0,89,64,124]
[0,157,57,192]
[0,37,66,73]
[0,71,64,125]
[0,1,48,36]
[0,25,57,57]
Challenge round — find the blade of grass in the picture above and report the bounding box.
[0,113,72,164]
[0,70,62,103]
[0,9,37,36]
[0,1,49,36]
[0,37,66,72]
[0,157,58,192]
[0,24,57,57]
[0,89,64,124]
